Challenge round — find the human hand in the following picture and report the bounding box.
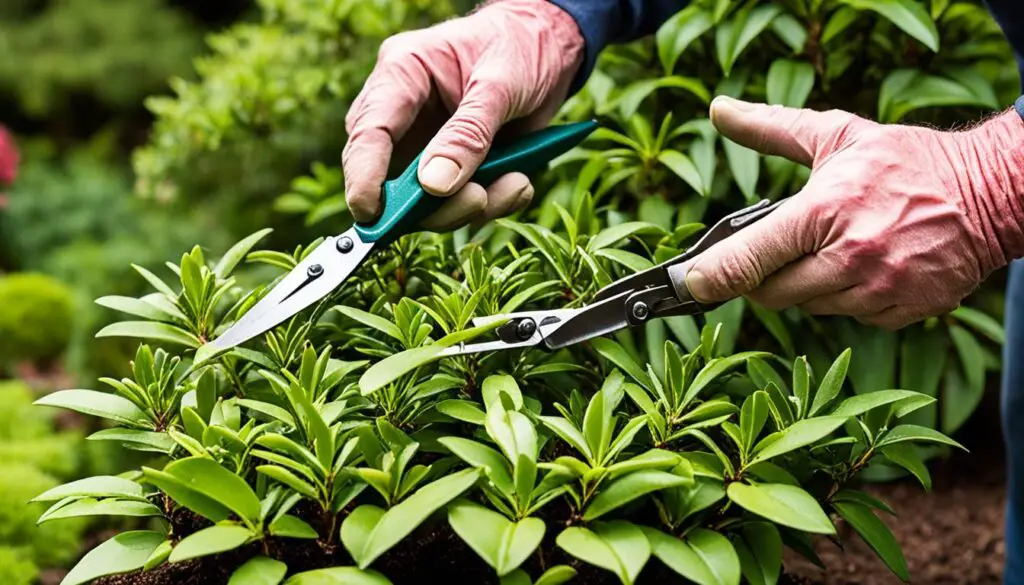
[342,0,584,231]
[683,97,1024,330]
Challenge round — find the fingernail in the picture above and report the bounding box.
[712,95,755,112]
[420,157,461,194]
[511,183,534,212]
[685,268,715,303]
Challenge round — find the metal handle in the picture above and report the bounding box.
[353,120,599,245]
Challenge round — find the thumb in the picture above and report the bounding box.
[683,200,811,304]
[710,96,864,167]
[418,77,513,196]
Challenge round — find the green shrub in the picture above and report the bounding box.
[0,272,74,364]
[31,212,961,584]
[131,0,1016,447]
[0,463,86,568]
[0,381,84,478]
[0,546,39,585]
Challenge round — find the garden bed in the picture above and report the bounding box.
[84,393,1008,585]
[785,392,1007,585]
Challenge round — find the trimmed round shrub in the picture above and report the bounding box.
[0,272,74,363]
[0,546,39,585]
[0,463,87,567]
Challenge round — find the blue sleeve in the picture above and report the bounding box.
[547,0,689,92]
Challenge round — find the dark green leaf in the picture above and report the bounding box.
[833,501,909,582]
[732,522,781,585]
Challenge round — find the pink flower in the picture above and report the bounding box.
[0,126,20,186]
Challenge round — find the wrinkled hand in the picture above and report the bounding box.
[342,0,584,231]
[684,96,1024,330]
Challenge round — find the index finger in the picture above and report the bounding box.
[342,53,432,223]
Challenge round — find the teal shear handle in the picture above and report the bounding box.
[354,120,599,245]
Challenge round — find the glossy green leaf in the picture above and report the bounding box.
[878,69,992,122]
[686,352,769,407]
[722,136,760,203]
[164,456,261,523]
[35,390,147,426]
[33,475,145,502]
[828,390,933,419]
[643,527,740,585]
[283,567,393,585]
[809,349,851,416]
[347,468,481,568]
[880,444,932,491]
[766,59,814,108]
[436,400,486,425]
[38,498,162,524]
[585,470,691,521]
[839,0,939,51]
[727,483,835,534]
[96,321,201,347]
[740,391,769,453]
[448,500,545,576]
[617,77,710,119]
[946,325,985,433]
[732,522,781,585]
[556,521,650,585]
[834,501,909,582]
[877,424,966,451]
[140,467,231,523]
[657,6,714,73]
[715,5,781,75]
[333,306,404,342]
[750,416,847,465]
[215,228,274,279]
[229,556,288,585]
[270,514,319,539]
[951,306,1005,344]
[438,436,514,495]
[658,150,707,196]
[168,525,253,562]
[61,531,166,585]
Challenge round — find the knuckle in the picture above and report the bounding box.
[716,251,765,296]
[444,115,493,155]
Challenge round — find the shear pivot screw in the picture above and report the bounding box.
[516,319,537,340]
[307,264,324,278]
[336,237,354,253]
[631,302,650,321]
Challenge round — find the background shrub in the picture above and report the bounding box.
[0,272,75,365]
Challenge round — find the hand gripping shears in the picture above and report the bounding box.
[207,120,602,353]
[433,195,788,358]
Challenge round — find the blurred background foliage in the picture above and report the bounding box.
[0,0,1019,581]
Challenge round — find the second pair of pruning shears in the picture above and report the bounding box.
[207,119,787,357]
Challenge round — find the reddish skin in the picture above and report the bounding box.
[341,0,584,231]
[684,97,1024,330]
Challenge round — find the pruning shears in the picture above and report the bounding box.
[432,195,787,358]
[207,118,788,357]
[207,119,602,353]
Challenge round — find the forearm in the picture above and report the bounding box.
[546,0,688,91]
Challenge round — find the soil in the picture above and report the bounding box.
[87,392,1010,585]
